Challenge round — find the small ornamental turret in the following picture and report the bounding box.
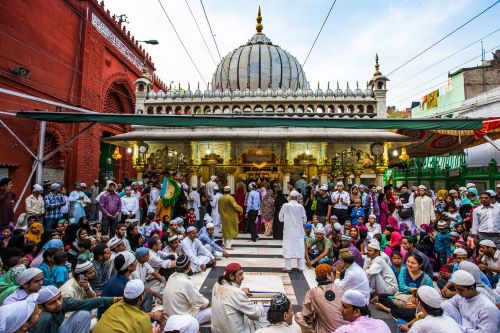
[256,6,263,34]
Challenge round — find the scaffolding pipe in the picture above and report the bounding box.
[36,121,46,184]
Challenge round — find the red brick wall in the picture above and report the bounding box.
[0,0,161,213]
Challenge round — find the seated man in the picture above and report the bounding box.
[108,223,131,251]
[334,248,370,304]
[148,236,175,281]
[180,226,215,273]
[334,290,391,333]
[0,293,41,333]
[29,285,119,333]
[198,222,228,259]
[90,243,112,295]
[131,247,166,299]
[94,279,164,333]
[2,267,43,305]
[363,240,398,297]
[442,270,499,333]
[60,260,96,300]
[305,224,334,268]
[256,293,295,332]
[163,254,211,324]
[340,234,364,267]
[295,263,348,332]
[477,239,500,288]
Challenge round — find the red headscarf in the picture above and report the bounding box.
[388,216,400,231]
[389,231,403,247]
[225,263,242,275]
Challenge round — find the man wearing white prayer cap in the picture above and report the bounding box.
[2,267,43,305]
[95,279,164,333]
[279,188,307,272]
[60,260,96,301]
[198,221,228,259]
[295,174,307,195]
[407,285,462,333]
[363,240,398,296]
[477,239,500,286]
[210,183,223,237]
[306,224,335,268]
[336,290,391,333]
[164,314,199,333]
[0,293,41,333]
[26,183,45,221]
[441,269,500,333]
[180,226,215,273]
[29,285,120,333]
[472,191,500,248]
[331,180,350,224]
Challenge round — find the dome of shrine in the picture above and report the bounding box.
[211,7,307,92]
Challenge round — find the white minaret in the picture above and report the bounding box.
[369,54,389,118]
[134,66,152,114]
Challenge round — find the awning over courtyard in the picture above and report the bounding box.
[16,111,485,130]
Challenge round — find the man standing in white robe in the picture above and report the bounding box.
[279,190,307,272]
[188,185,201,221]
[211,186,223,237]
[413,185,436,228]
[180,226,215,273]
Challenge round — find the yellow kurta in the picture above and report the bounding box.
[218,194,243,240]
[93,300,152,333]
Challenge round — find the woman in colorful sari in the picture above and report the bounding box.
[261,190,275,237]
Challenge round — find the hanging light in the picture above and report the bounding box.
[305,149,311,155]
[399,147,409,161]
[392,149,399,157]
[126,147,133,154]
[106,157,112,165]
[206,144,212,155]
[112,146,122,160]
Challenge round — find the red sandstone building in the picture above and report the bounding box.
[0,0,165,210]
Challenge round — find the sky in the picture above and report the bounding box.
[104,0,500,109]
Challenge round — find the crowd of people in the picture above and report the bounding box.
[0,174,499,332]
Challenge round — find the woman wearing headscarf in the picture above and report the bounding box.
[63,216,89,246]
[0,264,27,304]
[25,221,43,245]
[261,190,275,237]
[272,190,287,240]
[384,185,397,216]
[384,231,406,259]
[29,239,64,269]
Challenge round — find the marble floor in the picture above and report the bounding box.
[190,233,397,333]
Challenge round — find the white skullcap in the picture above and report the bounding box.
[313,224,326,235]
[320,185,328,191]
[203,213,213,223]
[137,181,143,186]
[341,290,367,307]
[418,185,427,190]
[123,279,144,299]
[223,185,231,192]
[249,182,256,189]
[170,217,184,225]
[16,268,42,286]
[75,261,93,274]
[168,235,178,242]
[50,183,61,190]
[290,190,300,197]
[333,223,342,232]
[80,182,87,188]
[213,185,219,191]
[466,183,475,188]
[182,183,189,190]
[164,314,199,333]
[367,240,380,251]
[186,226,197,233]
[302,174,307,178]
[0,293,39,333]
[376,186,382,191]
[205,223,215,229]
[417,285,442,309]
[33,184,43,192]
[368,214,377,220]
[437,220,447,228]
[107,237,124,250]
[479,239,496,248]
[117,251,136,271]
[312,176,319,180]
[37,285,60,304]
[451,270,475,286]
[210,175,217,181]
[486,190,496,197]
[336,181,344,186]
[453,248,468,255]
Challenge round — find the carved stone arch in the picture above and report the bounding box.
[166,106,173,114]
[232,105,241,113]
[223,105,231,113]
[327,105,334,113]
[156,106,163,114]
[297,105,304,113]
[347,104,354,113]
[254,105,263,112]
[306,104,314,113]
[287,105,294,113]
[367,105,374,113]
[277,105,285,112]
[265,105,274,112]
[337,105,345,113]
[356,105,364,113]
[175,106,183,114]
[316,105,325,113]
[243,105,252,113]
[147,106,154,114]
[213,105,221,114]
[184,106,192,114]
[102,74,135,114]
[203,105,211,114]
[194,105,202,114]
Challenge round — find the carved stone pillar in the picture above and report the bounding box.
[318,166,330,186]
[187,166,200,188]
[225,166,237,194]
[374,164,387,187]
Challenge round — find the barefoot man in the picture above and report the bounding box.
[279,190,307,272]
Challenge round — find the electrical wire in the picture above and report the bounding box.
[291,0,338,88]
[390,42,500,105]
[185,0,218,67]
[156,0,207,85]
[390,27,500,89]
[386,0,500,76]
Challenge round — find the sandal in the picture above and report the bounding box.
[282,268,292,273]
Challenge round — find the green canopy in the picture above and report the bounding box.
[16,111,484,130]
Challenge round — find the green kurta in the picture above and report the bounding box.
[218,194,243,240]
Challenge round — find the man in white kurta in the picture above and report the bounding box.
[211,187,223,236]
[441,270,500,333]
[363,241,398,296]
[188,186,201,221]
[334,249,370,304]
[279,190,307,272]
[180,227,215,273]
[413,185,436,228]
[163,254,211,324]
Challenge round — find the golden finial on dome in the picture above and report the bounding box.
[374,53,382,76]
[256,5,263,34]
